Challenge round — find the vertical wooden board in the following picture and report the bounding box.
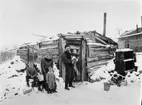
[81,39,86,81]
[62,39,66,81]
[59,37,66,81]
[85,41,88,81]
[59,37,63,77]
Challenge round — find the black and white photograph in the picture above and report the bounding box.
[0,0,142,105]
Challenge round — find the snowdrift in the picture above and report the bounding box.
[0,55,64,102]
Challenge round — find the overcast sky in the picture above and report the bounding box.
[0,0,142,49]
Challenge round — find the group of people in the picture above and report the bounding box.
[25,44,79,93]
[26,57,57,94]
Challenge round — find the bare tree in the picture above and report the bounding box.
[116,28,124,36]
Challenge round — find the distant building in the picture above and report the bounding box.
[118,27,142,52]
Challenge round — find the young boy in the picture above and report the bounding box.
[45,66,57,93]
[26,62,38,88]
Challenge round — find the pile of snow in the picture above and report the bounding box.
[106,58,115,71]
[53,63,64,88]
[0,56,25,77]
[0,55,27,102]
[125,71,141,86]
[90,65,111,82]
[90,59,115,82]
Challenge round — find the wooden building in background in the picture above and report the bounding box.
[118,27,142,52]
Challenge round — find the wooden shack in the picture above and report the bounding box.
[58,31,117,81]
[17,30,117,82]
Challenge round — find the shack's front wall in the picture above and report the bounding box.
[118,34,142,52]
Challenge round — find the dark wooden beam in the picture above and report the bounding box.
[103,13,107,36]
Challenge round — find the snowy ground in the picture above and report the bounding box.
[0,53,141,105]
[1,82,140,105]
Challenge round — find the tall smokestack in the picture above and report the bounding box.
[103,13,107,36]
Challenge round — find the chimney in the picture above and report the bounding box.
[136,24,139,33]
[103,13,107,36]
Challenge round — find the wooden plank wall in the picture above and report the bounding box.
[86,45,113,78]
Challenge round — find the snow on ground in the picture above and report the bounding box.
[135,52,142,71]
[0,56,26,101]
[0,53,141,105]
[1,82,140,105]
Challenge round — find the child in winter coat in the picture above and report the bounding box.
[26,62,38,87]
[45,66,57,93]
[37,71,44,91]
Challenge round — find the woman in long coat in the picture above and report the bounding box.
[41,57,53,90]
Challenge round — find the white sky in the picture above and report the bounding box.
[0,0,142,50]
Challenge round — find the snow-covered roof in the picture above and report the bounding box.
[120,28,142,38]
[87,42,107,47]
[116,48,133,52]
[120,32,142,38]
[39,45,58,49]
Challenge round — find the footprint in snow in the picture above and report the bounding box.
[5,89,9,91]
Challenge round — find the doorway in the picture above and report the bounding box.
[66,40,82,81]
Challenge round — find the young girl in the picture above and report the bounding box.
[45,66,57,93]
[37,69,44,91]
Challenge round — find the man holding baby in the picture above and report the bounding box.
[62,44,78,90]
